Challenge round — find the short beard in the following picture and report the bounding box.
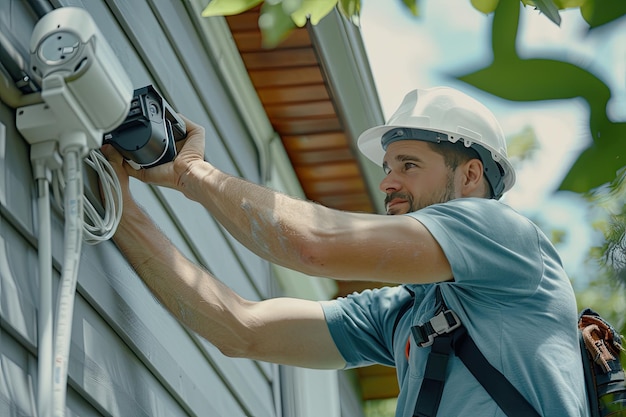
[384,170,457,214]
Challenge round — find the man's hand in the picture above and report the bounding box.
[101,115,206,192]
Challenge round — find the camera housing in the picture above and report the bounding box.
[103,85,187,168]
[16,7,133,153]
[29,6,132,135]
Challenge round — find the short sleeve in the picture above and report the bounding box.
[320,286,415,368]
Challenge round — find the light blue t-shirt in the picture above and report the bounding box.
[321,198,589,417]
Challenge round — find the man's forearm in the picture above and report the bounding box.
[113,201,250,356]
[177,162,330,273]
[112,200,345,369]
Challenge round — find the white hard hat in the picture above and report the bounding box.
[358,87,515,199]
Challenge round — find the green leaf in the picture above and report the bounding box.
[401,0,420,16]
[280,0,303,15]
[530,0,562,25]
[580,0,626,28]
[550,228,567,245]
[560,123,626,193]
[290,0,338,26]
[506,126,538,161]
[470,0,500,14]
[457,58,610,104]
[338,0,361,25]
[521,0,583,8]
[259,2,296,48]
[552,0,585,8]
[491,0,520,59]
[201,0,263,16]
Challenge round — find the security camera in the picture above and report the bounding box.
[29,6,132,132]
[104,85,187,169]
[16,7,133,153]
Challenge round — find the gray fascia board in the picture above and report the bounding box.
[309,9,386,214]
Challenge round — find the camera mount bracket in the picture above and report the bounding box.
[17,74,104,155]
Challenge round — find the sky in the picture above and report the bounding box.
[358,0,626,286]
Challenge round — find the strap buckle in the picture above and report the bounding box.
[412,310,462,348]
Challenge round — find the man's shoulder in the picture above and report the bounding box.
[439,197,512,211]
[407,197,545,267]
[409,197,527,229]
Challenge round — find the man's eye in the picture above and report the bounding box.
[404,162,418,170]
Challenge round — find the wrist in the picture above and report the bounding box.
[178,160,220,202]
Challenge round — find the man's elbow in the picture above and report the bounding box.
[209,307,264,360]
[292,237,335,277]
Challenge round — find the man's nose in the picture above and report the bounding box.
[379,172,401,193]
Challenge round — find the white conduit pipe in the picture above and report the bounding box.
[52,147,84,417]
[36,171,53,417]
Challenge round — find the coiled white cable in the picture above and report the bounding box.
[82,149,123,244]
[51,149,122,244]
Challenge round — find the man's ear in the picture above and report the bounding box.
[461,159,487,197]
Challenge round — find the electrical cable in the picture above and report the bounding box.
[31,141,122,417]
[34,161,53,417]
[0,21,39,94]
[24,0,53,18]
[52,146,84,417]
[43,145,122,416]
[0,21,41,108]
[82,150,123,244]
[51,150,122,245]
[0,31,27,83]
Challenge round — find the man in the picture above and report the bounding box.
[103,87,588,416]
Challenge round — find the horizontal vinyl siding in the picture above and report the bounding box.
[1,0,279,415]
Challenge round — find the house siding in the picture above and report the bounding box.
[1,1,373,416]
[0,0,278,415]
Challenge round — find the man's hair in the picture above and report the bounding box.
[426,141,491,198]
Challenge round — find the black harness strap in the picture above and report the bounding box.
[410,286,541,417]
[453,326,540,417]
[413,333,455,416]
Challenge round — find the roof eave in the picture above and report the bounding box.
[308,10,386,214]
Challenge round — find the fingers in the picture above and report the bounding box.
[177,115,206,158]
[102,115,207,191]
[100,143,123,164]
[180,114,203,134]
[101,144,135,178]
